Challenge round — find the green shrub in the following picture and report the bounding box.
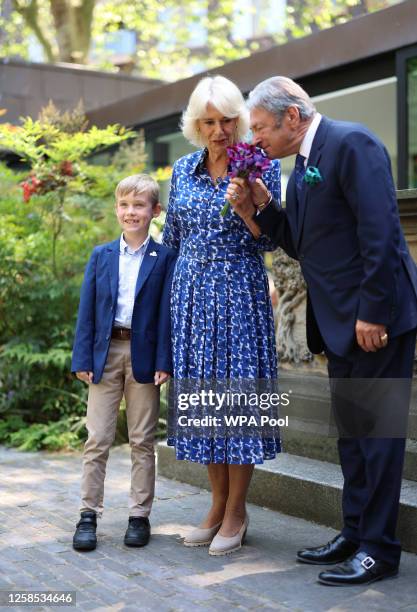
[0,106,172,451]
[0,414,87,451]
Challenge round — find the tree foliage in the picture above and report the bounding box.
[281,0,392,40]
[0,0,395,81]
[0,103,171,451]
[0,107,133,276]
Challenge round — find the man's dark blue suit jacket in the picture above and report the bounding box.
[257,116,417,357]
[71,236,177,384]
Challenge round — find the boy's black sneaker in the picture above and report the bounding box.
[73,511,97,551]
[124,516,150,547]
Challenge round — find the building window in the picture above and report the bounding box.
[407,57,417,188]
[397,45,417,190]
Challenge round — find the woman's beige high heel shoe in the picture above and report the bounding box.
[183,521,222,547]
[208,515,249,556]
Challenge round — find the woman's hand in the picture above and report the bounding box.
[226,177,255,221]
[76,371,93,384]
[154,371,170,385]
[226,177,268,240]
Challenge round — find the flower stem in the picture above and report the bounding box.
[220,201,230,217]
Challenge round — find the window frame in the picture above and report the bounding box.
[397,44,417,189]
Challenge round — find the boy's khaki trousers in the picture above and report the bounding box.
[80,339,159,517]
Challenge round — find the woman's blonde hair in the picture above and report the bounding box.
[181,75,249,148]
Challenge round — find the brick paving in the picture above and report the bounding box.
[1,445,417,611]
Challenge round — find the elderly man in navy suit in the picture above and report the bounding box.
[227,76,417,586]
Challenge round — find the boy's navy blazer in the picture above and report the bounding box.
[257,115,417,357]
[71,236,177,384]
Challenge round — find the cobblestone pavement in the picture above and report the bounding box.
[1,445,417,612]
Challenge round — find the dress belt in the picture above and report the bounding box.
[179,253,260,262]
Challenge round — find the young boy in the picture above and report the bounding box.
[71,174,176,551]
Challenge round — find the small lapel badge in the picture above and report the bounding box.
[149,250,158,257]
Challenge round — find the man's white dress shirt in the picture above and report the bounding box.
[299,112,322,167]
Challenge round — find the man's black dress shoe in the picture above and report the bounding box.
[297,534,359,565]
[73,511,97,551]
[318,551,399,586]
[124,516,151,547]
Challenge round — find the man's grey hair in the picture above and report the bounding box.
[247,76,316,123]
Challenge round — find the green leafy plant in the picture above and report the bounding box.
[0,113,134,278]
[0,103,171,451]
[0,414,87,451]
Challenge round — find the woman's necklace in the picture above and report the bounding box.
[207,162,228,185]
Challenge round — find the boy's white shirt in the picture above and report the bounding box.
[114,234,150,329]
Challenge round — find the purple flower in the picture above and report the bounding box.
[220,144,271,217]
[226,143,271,182]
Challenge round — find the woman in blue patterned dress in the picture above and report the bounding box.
[162,76,281,555]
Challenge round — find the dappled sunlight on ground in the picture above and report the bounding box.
[1,444,417,611]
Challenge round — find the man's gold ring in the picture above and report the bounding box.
[380,333,388,343]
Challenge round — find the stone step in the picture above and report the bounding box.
[282,428,417,482]
[278,372,417,481]
[157,441,417,554]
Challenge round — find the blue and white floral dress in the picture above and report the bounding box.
[162,148,281,464]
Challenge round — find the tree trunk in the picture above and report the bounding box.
[50,0,72,62]
[12,0,56,62]
[68,0,95,64]
[14,0,96,64]
[50,0,95,63]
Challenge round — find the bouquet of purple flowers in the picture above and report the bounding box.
[220,143,271,217]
